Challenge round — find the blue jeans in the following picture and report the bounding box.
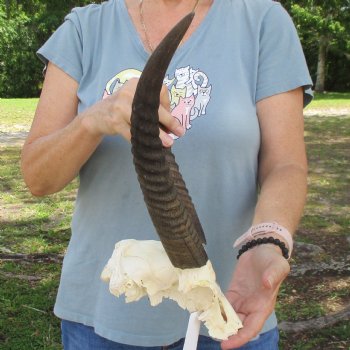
[61,320,279,350]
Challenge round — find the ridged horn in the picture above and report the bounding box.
[130,12,208,269]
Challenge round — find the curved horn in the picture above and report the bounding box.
[131,13,208,269]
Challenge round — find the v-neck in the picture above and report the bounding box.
[119,0,219,60]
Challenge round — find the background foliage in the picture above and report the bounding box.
[0,0,102,97]
[0,0,349,97]
[281,0,350,92]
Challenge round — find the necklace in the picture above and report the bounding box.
[139,0,200,53]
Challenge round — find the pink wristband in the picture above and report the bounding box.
[233,222,293,255]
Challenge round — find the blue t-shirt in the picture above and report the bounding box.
[37,0,313,346]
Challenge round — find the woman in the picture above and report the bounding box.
[21,0,313,349]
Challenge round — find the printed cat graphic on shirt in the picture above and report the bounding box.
[170,85,186,108]
[171,95,195,130]
[191,85,212,120]
[174,66,210,98]
[102,66,212,138]
[164,75,175,87]
[187,68,200,96]
[103,78,123,99]
[175,66,195,97]
[193,71,209,90]
[174,66,190,88]
[103,69,142,99]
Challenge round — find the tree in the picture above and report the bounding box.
[1,1,349,96]
[0,6,42,97]
[284,0,350,92]
[0,0,101,97]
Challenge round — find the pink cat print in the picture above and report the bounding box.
[171,95,195,130]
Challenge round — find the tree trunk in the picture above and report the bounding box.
[5,0,11,19]
[315,35,329,92]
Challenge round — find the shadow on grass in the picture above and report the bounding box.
[1,110,349,350]
[0,217,71,255]
[0,146,77,204]
[304,116,350,215]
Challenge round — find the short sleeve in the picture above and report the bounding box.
[37,11,83,83]
[256,3,313,107]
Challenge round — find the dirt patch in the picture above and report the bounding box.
[304,108,350,117]
[0,131,28,146]
[296,228,350,257]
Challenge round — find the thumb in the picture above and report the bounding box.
[262,257,290,290]
[160,84,171,111]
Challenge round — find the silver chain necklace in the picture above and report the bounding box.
[139,0,200,53]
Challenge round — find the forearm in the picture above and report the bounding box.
[22,70,182,197]
[21,114,102,196]
[253,163,308,235]
[253,88,307,238]
[224,164,305,348]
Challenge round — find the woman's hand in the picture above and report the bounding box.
[22,63,185,196]
[80,78,185,147]
[221,244,290,349]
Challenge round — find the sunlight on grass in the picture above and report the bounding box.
[306,92,350,109]
[0,98,38,129]
[20,237,50,254]
[1,97,350,349]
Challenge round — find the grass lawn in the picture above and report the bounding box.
[306,92,350,109]
[0,99,38,130]
[1,94,349,349]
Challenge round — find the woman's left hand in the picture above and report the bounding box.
[221,244,290,349]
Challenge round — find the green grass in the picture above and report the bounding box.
[306,92,350,109]
[279,106,350,349]
[280,321,350,350]
[0,267,62,349]
[1,95,350,349]
[301,116,350,236]
[0,98,38,128]
[0,127,76,348]
[0,145,76,256]
[277,272,350,349]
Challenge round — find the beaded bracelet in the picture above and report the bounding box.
[236,236,290,260]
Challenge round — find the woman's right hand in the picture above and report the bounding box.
[80,78,185,147]
[22,63,184,196]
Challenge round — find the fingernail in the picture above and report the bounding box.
[163,135,174,147]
